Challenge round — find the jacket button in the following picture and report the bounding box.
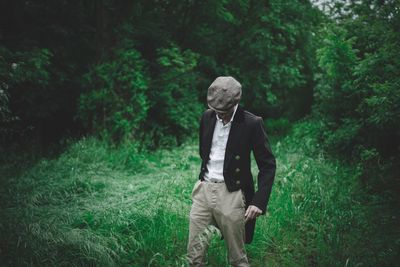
[235,168,240,173]
[235,155,240,160]
[202,167,205,171]
[236,180,241,185]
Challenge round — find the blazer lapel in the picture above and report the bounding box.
[203,111,217,159]
[223,105,245,170]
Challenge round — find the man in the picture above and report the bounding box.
[187,76,276,266]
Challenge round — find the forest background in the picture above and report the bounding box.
[0,0,399,266]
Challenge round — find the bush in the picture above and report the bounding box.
[265,118,292,136]
[0,46,53,141]
[78,46,149,143]
[140,44,203,148]
[312,18,400,190]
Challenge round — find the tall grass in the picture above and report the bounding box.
[0,122,398,266]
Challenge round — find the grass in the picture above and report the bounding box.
[0,122,398,266]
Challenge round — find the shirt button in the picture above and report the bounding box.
[236,180,241,185]
[235,168,240,173]
[235,155,240,160]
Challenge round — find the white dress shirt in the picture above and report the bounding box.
[204,104,239,182]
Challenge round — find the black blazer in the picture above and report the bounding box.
[198,105,276,244]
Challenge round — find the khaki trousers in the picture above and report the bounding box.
[187,180,250,267]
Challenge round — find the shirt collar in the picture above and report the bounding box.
[215,104,239,124]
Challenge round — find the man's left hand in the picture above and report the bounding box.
[245,205,262,222]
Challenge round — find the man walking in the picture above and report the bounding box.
[187,76,276,266]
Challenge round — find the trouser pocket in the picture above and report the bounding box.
[191,180,202,198]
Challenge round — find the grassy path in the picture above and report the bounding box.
[1,127,398,266]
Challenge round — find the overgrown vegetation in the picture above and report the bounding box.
[1,121,398,266]
[0,0,399,265]
[1,0,398,174]
[0,0,321,146]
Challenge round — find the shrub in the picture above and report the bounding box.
[265,118,292,136]
[78,46,149,143]
[0,46,53,141]
[141,44,203,148]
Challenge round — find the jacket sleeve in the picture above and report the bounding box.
[250,117,276,215]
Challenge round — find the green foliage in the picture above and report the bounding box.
[265,118,292,136]
[142,45,203,148]
[312,0,400,189]
[312,0,400,164]
[209,0,321,119]
[77,41,204,147]
[1,0,324,147]
[78,46,149,143]
[356,45,400,131]
[314,23,358,123]
[317,26,357,84]
[1,124,398,266]
[10,48,52,86]
[1,1,399,265]
[0,46,53,139]
[313,23,360,156]
[0,47,14,126]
